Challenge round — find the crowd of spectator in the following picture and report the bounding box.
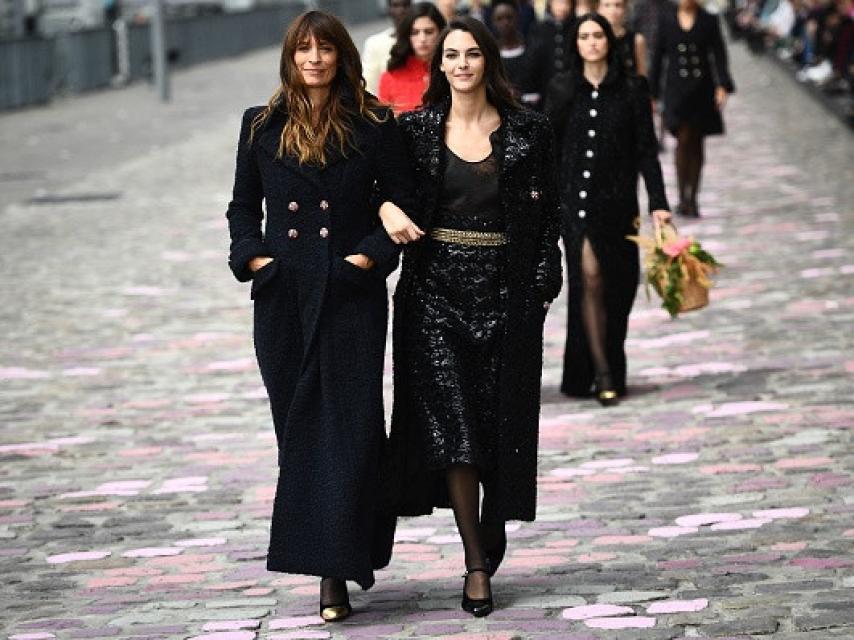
[726,0,853,107]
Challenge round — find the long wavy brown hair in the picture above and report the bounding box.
[251,11,386,166]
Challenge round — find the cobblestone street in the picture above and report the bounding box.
[1,21,853,640]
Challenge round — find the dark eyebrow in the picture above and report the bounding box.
[444,47,482,54]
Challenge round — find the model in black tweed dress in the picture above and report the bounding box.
[546,13,671,405]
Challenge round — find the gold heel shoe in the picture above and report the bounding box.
[595,373,619,407]
[319,577,351,622]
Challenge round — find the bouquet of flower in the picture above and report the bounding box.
[627,223,721,318]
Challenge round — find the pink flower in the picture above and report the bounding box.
[662,237,692,258]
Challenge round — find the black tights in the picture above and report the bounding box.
[580,238,609,379]
[447,463,491,598]
[675,125,705,213]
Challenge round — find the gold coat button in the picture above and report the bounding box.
[287,229,299,239]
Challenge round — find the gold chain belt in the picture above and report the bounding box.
[430,227,508,247]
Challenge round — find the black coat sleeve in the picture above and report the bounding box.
[354,114,417,276]
[534,119,563,303]
[226,107,267,283]
[648,16,667,100]
[631,80,670,213]
[709,15,735,93]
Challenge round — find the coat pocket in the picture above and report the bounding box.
[335,256,383,293]
[250,259,279,300]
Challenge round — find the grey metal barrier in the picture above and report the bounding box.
[53,28,114,93]
[0,37,53,110]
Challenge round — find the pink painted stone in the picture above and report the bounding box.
[187,633,256,640]
[268,633,330,640]
[648,526,699,538]
[584,616,656,629]
[9,634,57,639]
[46,550,111,564]
[651,452,699,465]
[148,574,206,585]
[0,499,28,508]
[791,557,854,569]
[562,604,634,620]
[504,554,567,568]
[704,401,789,417]
[87,576,137,588]
[752,507,809,520]
[710,518,770,531]
[202,621,262,632]
[0,367,50,380]
[675,513,743,528]
[175,537,227,547]
[593,535,652,545]
[772,541,808,551]
[584,473,623,483]
[843,529,854,538]
[62,367,102,377]
[268,616,325,630]
[122,547,183,558]
[577,552,617,562]
[545,538,580,548]
[581,458,635,469]
[775,457,833,470]
[647,598,708,614]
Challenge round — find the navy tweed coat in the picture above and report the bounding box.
[226,103,418,590]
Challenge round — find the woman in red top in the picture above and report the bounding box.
[379,3,446,114]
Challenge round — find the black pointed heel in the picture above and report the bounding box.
[461,568,494,617]
[319,578,351,622]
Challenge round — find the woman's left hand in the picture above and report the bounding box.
[715,86,728,111]
[345,254,375,270]
[651,210,673,227]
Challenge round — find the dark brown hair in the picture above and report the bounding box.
[422,17,521,111]
[387,2,447,71]
[252,11,386,166]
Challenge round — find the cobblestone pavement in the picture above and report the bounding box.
[1,23,853,640]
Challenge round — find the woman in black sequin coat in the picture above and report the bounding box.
[379,17,562,615]
[546,13,671,404]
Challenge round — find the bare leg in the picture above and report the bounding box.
[446,464,491,599]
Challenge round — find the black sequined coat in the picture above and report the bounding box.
[387,102,562,523]
[226,104,418,590]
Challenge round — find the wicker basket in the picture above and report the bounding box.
[654,273,710,314]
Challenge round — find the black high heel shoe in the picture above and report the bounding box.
[594,372,619,407]
[461,568,494,617]
[319,577,352,622]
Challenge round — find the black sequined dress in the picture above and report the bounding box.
[404,137,507,472]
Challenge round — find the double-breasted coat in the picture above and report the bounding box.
[226,103,418,590]
[649,7,735,136]
[386,103,563,524]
